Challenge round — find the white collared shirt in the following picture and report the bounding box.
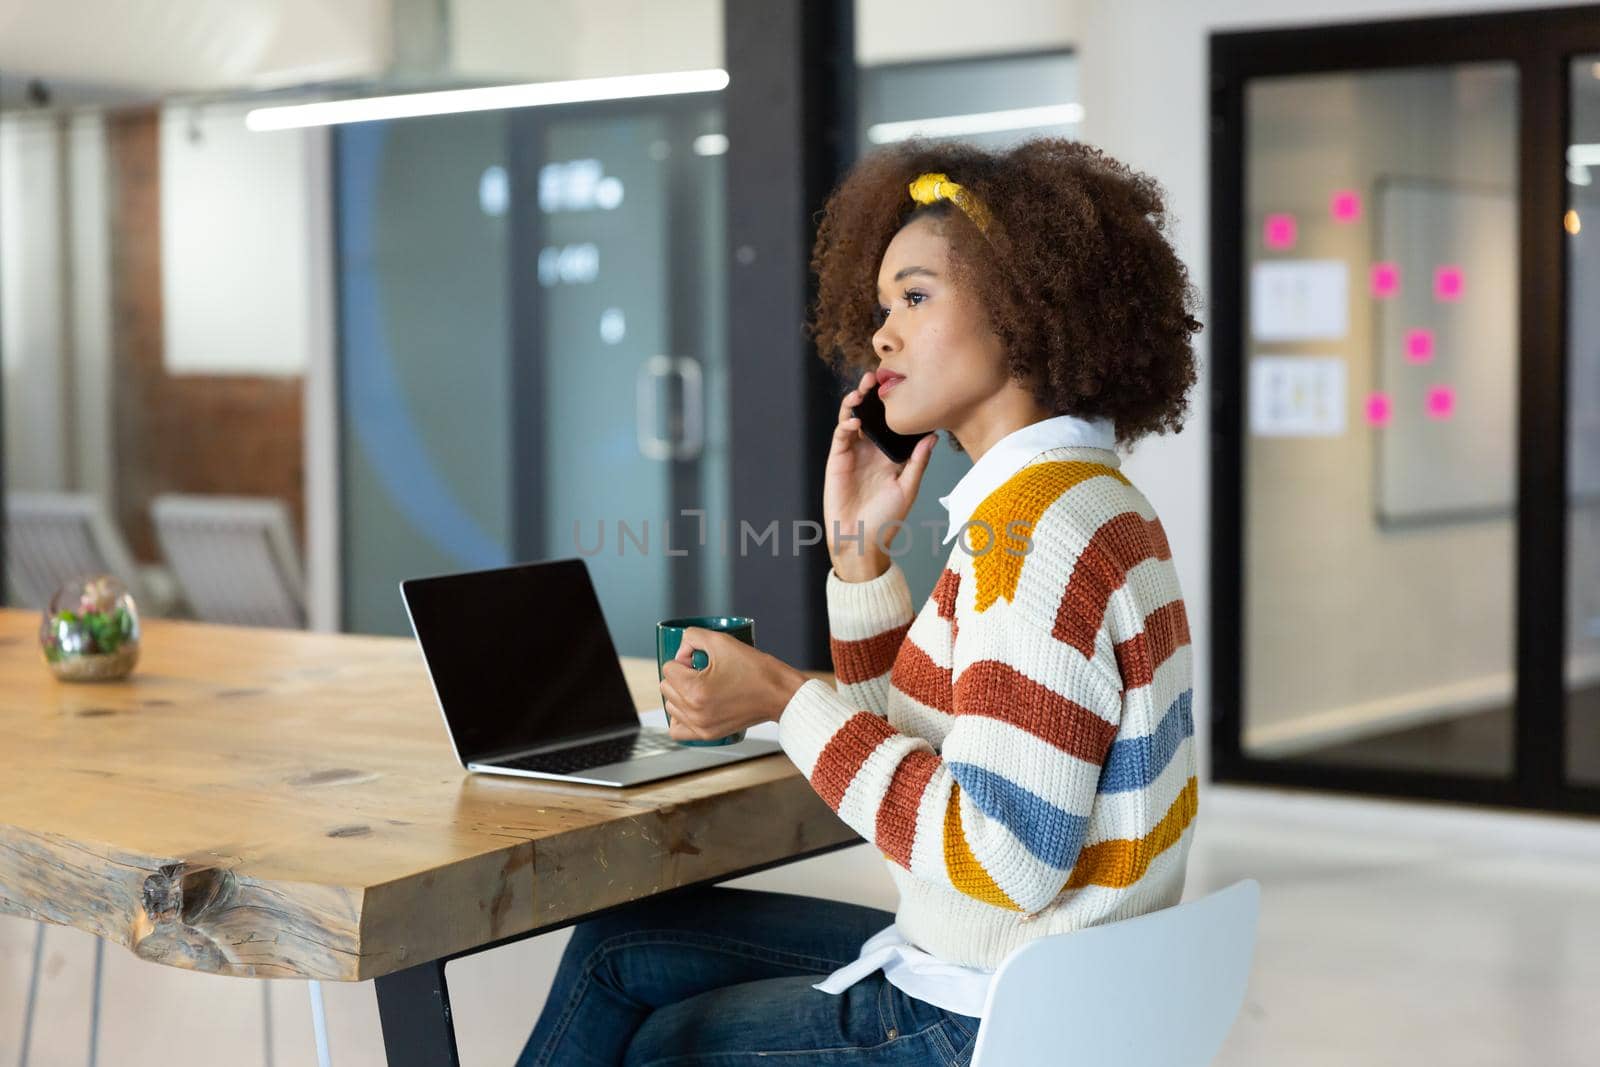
[811,412,1116,1020]
[937,413,1118,544]
[813,921,994,1018]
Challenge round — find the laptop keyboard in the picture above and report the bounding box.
[494,732,683,775]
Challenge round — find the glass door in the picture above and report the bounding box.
[1239,63,1520,779]
[514,102,730,657]
[1211,7,1600,814]
[1566,55,1600,787]
[332,5,852,664]
[335,98,730,657]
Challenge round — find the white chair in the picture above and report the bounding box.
[3,490,176,614]
[970,880,1261,1067]
[150,494,307,628]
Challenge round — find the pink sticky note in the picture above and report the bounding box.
[1425,385,1455,420]
[1405,329,1435,363]
[1330,190,1362,223]
[1434,266,1464,301]
[1371,262,1400,298]
[1365,392,1393,427]
[1263,214,1297,250]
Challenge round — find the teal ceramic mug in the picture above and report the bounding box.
[655,615,755,746]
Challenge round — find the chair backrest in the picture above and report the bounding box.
[150,494,307,629]
[969,879,1261,1067]
[4,491,150,610]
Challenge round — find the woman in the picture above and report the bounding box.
[516,137,1202,1066]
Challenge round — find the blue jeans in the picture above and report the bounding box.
[514,886,981,1066]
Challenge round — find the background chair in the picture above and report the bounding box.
[3,490,176,615]
[970,879,1261,1067]
[149,494,307,628]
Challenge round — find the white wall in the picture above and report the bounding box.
[1,115,67,491]
[452,0,722,81]
[857,0,1080,64]
[460,0,1074,82]
[159,102,323,377]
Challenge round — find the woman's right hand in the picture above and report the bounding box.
[823,369,937,582]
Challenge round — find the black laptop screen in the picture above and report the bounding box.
[400,559,642,762]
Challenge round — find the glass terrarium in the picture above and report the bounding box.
[39,575,141,682]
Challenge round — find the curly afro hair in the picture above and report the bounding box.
[808,138,1203,452]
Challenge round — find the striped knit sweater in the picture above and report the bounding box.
[777,444,1197,971]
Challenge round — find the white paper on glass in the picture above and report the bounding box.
[1250,260,1349,342]
[1250,355,1347,438]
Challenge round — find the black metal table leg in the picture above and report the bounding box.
[375,958,460,1067]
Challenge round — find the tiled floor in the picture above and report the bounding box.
[1187,786,1600,1067]
[2,782,1598,1065]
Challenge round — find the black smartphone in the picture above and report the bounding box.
[849,383,933,464]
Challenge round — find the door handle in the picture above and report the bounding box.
[637,356,675,461]
[635,355,703,461]
[672,356,704,461]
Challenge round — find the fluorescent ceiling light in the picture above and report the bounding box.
[693,133,729,156]
[1568,143,1600,167]
[246,69,729,131]
[1569,144,1600,185]
[867,103,1085,144]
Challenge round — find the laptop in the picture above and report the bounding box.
[400,557,784,787]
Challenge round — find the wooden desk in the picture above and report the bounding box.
[0,609,854,1064]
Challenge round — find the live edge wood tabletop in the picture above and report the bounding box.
[0,607,855,985]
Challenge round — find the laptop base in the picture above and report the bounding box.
[470,736,784,787]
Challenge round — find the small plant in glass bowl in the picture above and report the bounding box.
[39,575,141,682]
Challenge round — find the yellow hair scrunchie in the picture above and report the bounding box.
[908,172,994,235]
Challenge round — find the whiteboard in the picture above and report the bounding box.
[1375,178,1517,526]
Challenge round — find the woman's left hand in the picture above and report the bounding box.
[659,628,810,742]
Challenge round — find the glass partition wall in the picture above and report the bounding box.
[1242,63,1521,779]
[336,2,855,664]
[1567,54,1600,788]
[1211,7,1600,813]
[334,96,731,652]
